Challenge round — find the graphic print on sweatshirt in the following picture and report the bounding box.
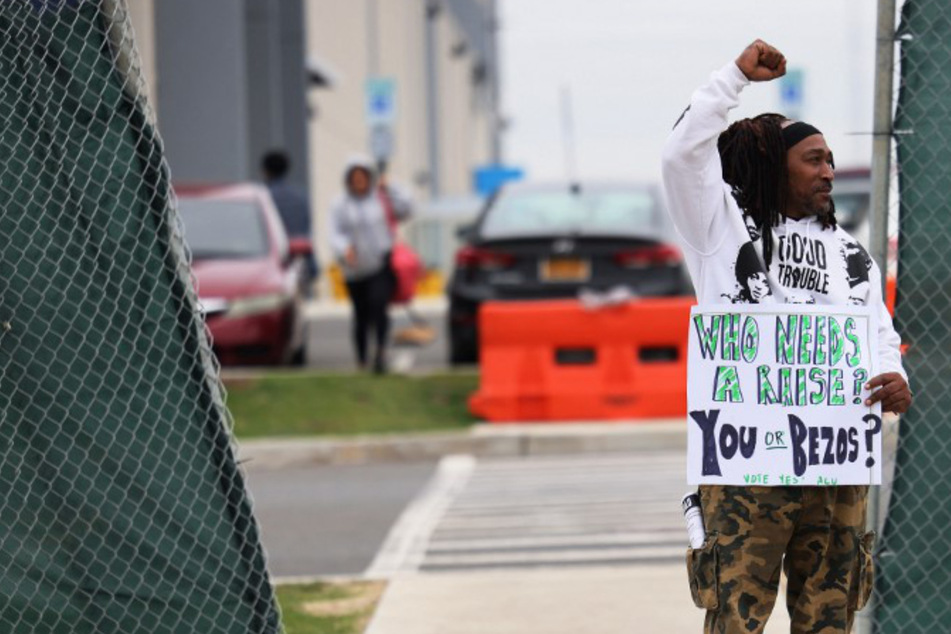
[743,214,762,242]
[773,231,831,303]
[840,237,873,306]
[728,213,828,305]
[721,217,874,307]
[721,241,772,304]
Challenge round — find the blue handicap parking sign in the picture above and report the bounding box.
[365,77,397,125]
[780,69,804,107]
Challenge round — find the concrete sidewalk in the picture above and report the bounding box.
[364,565,792,634]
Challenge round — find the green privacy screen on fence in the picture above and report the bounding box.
[875,0,951,631]
[0,1,280,632]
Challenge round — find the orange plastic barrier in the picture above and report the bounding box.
[884,275,910,354]
[886,275,896,316]
[469,298,695,422]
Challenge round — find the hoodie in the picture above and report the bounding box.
[661,61,906,380]
[329,155,413,281]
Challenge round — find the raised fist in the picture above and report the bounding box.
[736,40,786,82]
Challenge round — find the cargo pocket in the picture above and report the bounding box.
[852,531,876,611]
[686,533,719,611]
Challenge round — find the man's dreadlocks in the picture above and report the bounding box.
[717,113,837,268]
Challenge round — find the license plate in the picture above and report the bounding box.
[541,258,590,282]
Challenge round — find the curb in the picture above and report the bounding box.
[237,419,687,469]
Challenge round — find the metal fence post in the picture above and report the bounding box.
[856,2,897,633]
[869,0,897,276]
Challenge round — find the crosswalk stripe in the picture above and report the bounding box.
[424,531,683,552]
[420,545,685,568]
[437,508,672,527]
[363,451,692,577]
[363,455,476,578]
[409,451,688,573]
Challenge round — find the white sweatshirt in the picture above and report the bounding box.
[661,61,906,380]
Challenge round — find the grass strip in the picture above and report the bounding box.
[276,580,387,634]
[224,372,480,438]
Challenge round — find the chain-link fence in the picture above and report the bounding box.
[867,0,951,631]
[0,1,280,631]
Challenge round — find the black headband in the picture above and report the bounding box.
[782,121,822,150]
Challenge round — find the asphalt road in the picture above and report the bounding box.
[244,460,439,579]
[242,448,691,580]
[305,304,454,373]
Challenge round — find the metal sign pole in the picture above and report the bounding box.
[856,1,897,632]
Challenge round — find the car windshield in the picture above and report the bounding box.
[480,188,659,239]
[179,198,270,259]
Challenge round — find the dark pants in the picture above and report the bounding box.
[304,254,320,297]
[345,265,395,367]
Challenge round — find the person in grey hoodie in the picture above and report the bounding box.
[330,156,413,373]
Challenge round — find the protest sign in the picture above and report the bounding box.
[687,305,881,486]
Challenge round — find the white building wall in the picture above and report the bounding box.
[119,0,496,289]
[306,0,495,283]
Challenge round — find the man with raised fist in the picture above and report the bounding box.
[662,40,911,633]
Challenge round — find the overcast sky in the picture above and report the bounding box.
[499,1,880,183]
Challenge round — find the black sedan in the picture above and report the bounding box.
[447,182,693,364]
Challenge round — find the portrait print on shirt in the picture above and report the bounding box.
[722,241,773,304]
[743,213,762,242]
[840,237,873,306]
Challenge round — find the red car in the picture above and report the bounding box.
[177,183,311,366]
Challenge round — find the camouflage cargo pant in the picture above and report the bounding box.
[686,486,875,634]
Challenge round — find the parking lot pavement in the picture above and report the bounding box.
[305,298,453,372]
